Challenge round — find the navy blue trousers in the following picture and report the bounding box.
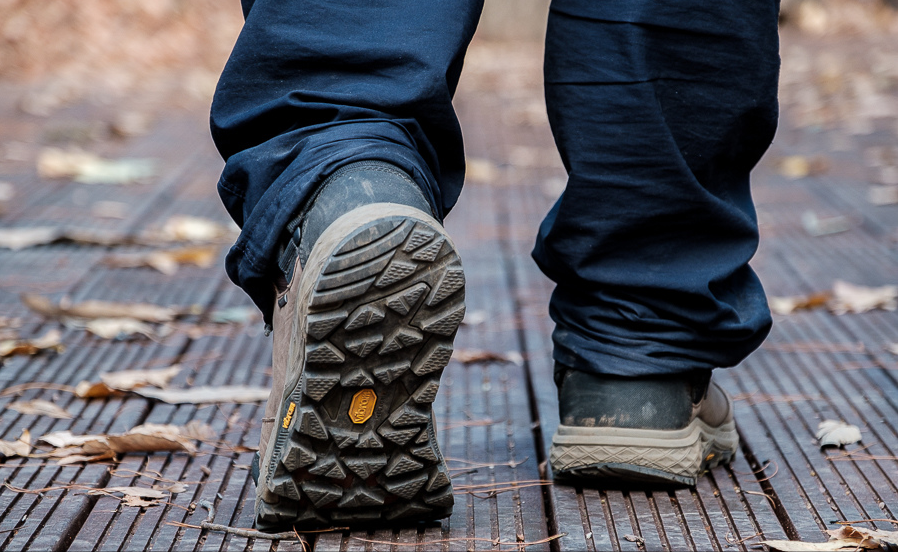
[211,0,780,377]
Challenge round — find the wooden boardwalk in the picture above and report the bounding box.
[1,30,897,550]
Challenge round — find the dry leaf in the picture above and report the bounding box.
[816,420,862,447]
[7,399,73,419]
[104,245,220,275]
[0,429,31,458]
[110,111,152,138]
[801,211,852,236]
[146,215,236,244]
[0,227,64,250]
[764,525,898,551]
[0,330,65,358]
[84,318,161,340]
[39,422,214,461]
[21,294,180,323]
[768,292,833,315]
[133,385,270,404]
[828,280,898,314]
[886,343,898,356]
[452,348,522,365]
[466,158,500,184]
[777,155,830,179]
[154,482,188,494]
[89,486,165,507]
[867,185,898,206]
[56,451,116,465]
[209,306,258,324]
[100,365,181,391]
[74,381,122,399]
[37,147,155,184]
[0,181,14,215]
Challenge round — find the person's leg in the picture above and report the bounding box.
[211,0,483,529]
[212,0,483,322]
[536,0,779,483]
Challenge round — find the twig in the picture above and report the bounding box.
[738,489,778,509]
[445,457,528,469]
[724,531,763,547]
[192,500,346,541]
[348,533,565,549]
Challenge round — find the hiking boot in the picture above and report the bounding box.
[254,161,463,530]
[549,367,738,486]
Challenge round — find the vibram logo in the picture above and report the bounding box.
[349,389,377,424]
[282,402,296,429]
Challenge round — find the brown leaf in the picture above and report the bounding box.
[21,294,180,323]
[132,385,271,404]
[828,280,898,315]
[37,147,155,184]
[777,155,830,179]
[154,482,188,494]
[104,245,220,275]
[83,318,162,340]
[144,215,236,244]
[768,291,833,315]
[74,381,122,399]
[764,525,898,551]
[0,429,31,458]
[88,486,166,507]
[452,348,522,366]
[55,451,116,465]
[39,422,214,460]
[101,365,181,391]
[7,399,73,419]
[0,329,65,358]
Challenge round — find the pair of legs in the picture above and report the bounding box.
[211,0,779,529]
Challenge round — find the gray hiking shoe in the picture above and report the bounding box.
[254,161,462,530]
[549,368,738,486]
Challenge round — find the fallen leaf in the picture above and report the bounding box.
[867,186,898,206]
[0,429,31,458]
[39,421,214,460]
[452,348,522,365]
[764,524,898,551]
[132,385,271,404]
[7,399,73,419]
[0,227,64,250]
[801,211,852,236]
[37,147,155,184]
[146,215,236,244]
[73,381,123,399]
[100,365,181,391]
[0,227,134,250]
[89,486,166,507]
[828,280,898,314]
[466,158,500,184]
[104,245,220,275]
[154,482,188,494]
[0,181,14,215]
[460,309,487,326]
[768,291,833,315]
[816,420,862,447]
[84,318,162,340]
[777,155,830,179]
[21,294,180,324]
[0,329,65,358]
[75,366,180,398]
[209,306,259,324]
[886,343,898,356]
[110,111,152,138]
[623,535,646,545]
[56,451,116,465]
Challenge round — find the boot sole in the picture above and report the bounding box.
[256,203,463,529]
[549,418,738,486]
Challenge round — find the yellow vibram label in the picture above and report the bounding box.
[349,389,377,424]
[282,402,296,429]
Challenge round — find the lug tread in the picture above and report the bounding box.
[260,210,462,529]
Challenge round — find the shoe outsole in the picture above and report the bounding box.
[549,419,739,487]
[256,204,463,530]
